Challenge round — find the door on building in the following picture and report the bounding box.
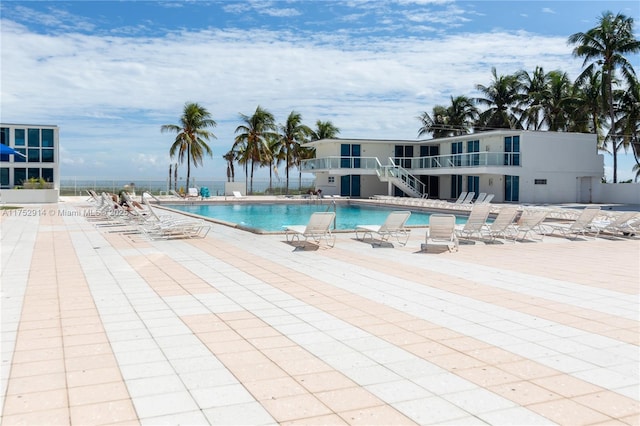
[341,175,361,197]
[395,145,413,168]
[505,175,519,202]
[467,175,479,198]
[451,175,463,199]
[340,144,361,168]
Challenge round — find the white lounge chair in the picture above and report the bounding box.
[424,214,459,252]
[452,192,467,204]
[461,192,476,204]
[284,212,336,247]
[186,187,200,199]
[513,210,548,241]
[545,206,601,239]
[593,211,640,237]
[474,193,487,204]
[481,194,495,204]
[355,211,411,246]
[482,206,519,241]
[232,191,246,199]
[456,203,491,239]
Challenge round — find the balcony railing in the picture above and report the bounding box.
[301,156,382,171]
[301,152,521,172]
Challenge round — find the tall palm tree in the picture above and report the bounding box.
[266,134,284,192]
[311,120,341,141]
[615,76,640,167]
[569,11,640,182]
[446,95,479,136]
[417,105,449,138]
[517,66,547,130]
[569,68,605,138]
[540,70,574,131]
[280,111,312,194]
[223,150,236,182]
[161,102,216,190]
[233,106,277,194]
[475,67,523,130]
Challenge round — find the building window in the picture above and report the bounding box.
[0,128,9,162]
[1,168,9,187]
[42,129,54,147]
[14,168,26,186]
[15,129,25,146]
[467,140,479,166]
[504,136,520,166]
[452,142,463,166]
[505,175,520,202]
[28,168,40,180]
[534,179,547,185]
[28,129,40,147]
[42,149,54,163]
[42,168,54,182]
[28,149,40,162]
[328,176,335,183]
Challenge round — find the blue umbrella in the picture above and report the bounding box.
[0,144,26,157]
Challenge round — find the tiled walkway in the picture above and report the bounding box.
[1,199,639,425]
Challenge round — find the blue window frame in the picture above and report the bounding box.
[340,144,360,168]
[467,140,479,166]
[452,142,462,166]
[505,175,519,202]
[450,175,463,199]
[467,175,479,196]
[504,136,521,166]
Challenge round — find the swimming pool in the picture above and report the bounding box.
[167,202,468,232]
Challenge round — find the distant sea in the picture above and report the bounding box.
[59,177,316,196]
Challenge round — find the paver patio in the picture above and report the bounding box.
[1,197,638,425]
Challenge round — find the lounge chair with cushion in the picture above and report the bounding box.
[424,214,459,252]
[545,206,602,239]
[355,210,411,246]
[186,187,200,199]
[284,212,336,247]
[455,203,491,239]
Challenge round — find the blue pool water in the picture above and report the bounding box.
[167,203,467,232]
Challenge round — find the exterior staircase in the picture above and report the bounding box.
[377,161,425,198]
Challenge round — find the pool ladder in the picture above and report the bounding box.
[324,199,337,229]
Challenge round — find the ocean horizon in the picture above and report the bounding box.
[59,177,316,196]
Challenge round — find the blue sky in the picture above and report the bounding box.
[1,0,639,182]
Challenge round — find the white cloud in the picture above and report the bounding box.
[0,15,621,179]
[542,8,556,14]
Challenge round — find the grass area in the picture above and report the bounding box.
[0,206,22,210]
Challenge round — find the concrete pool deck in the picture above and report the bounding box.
[1,196,639,425]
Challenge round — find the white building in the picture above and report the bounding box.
[0,123,60,201]
[302,130,605,204]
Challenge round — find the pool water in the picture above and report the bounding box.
[167,203,467,232]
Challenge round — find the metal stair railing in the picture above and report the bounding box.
[377,159,425,198]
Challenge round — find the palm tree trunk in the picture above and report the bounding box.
[186,148,192,189]
[285,146,290,195]
[609,78,618,183]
